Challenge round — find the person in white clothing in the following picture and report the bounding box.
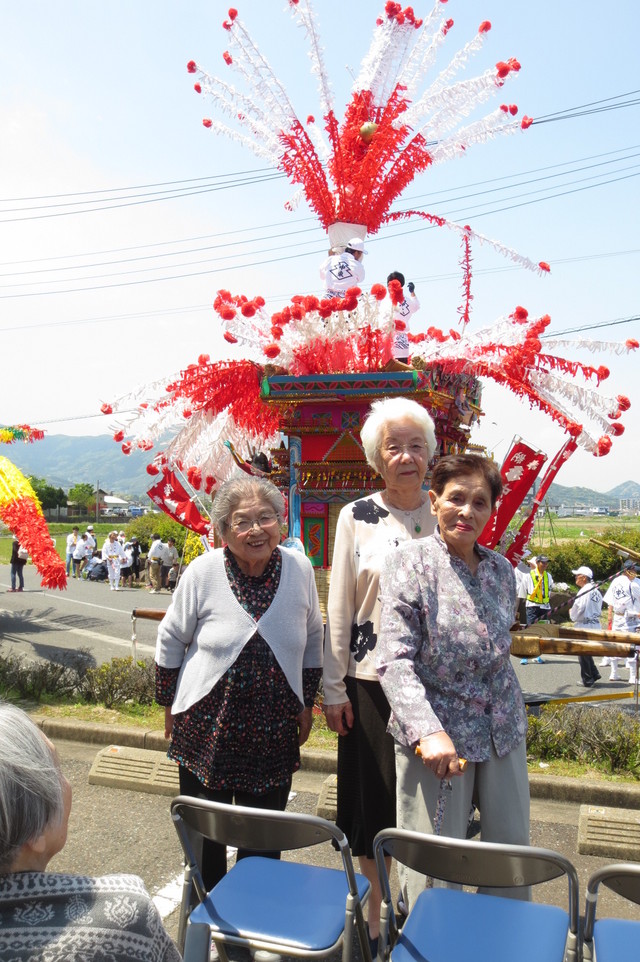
[71,534,91,579]
[603,560,640,682]
[65,527,79,576]
[387,271,420,362]
[85,525,96,551]
[569,566,603,687]
[319,237,366,299]
[102,531,126,590]
[147,534,166,593]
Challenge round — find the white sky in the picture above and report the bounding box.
[1,0,638,491]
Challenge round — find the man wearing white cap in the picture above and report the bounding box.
[569,566,603,686]
[603,560,640,683]
[319,237,366,299]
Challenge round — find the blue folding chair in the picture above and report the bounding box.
[583,862,640,961]
[171,796,371,962]
[373,828,579,962]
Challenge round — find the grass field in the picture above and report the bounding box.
[532,514,640,546]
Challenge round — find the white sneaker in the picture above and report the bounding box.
[600,658,610,667]
[110,585,115,591]
[251,950,282,962]
[610,673,620,681]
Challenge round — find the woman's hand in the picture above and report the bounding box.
[418,731,464,779]
[297,707,313,746]
[324,701,354,736]
[164,706,174,740]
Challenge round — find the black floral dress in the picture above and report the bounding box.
[156,547,321,794]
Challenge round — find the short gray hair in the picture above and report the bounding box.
[211,474,285,536]
[360,397,437,473]
[0,703,65,873]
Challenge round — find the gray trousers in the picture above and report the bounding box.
[395,738,530,911]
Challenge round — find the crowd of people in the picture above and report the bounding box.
[56,526,178,592]
[3,395,638,961]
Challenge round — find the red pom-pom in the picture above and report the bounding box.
[122,442,132,455]
[220,307,236,320]
[187,466,202,489]
[597,436,612,457]
[388,279,404,305]
[318,305,332,319]
[187,60,197,73]
[610,423,625,436]
[113,430,124,443]
[204,475,216,494]
[198,354,210,365]
[538,261,550,272]
[479,20,491,32]
[271,325,283,338]
[617,395,631,411]
[511,305,529,322]
[241,303,256,317]
[598,365,610,380]
[306,115,315,124]
[100,403,112,415]
[255,296,265,307]
[345,286,362,298]
[146,464,160,476]
[626,338,639,350]
[183,408,192,419]
[203,118,213,128]
[521,116,534,129]
[264,343,281,359]
[222,20,232,30]
[443,18,454,33]
[370,283,387,300]
[223,331,238,344]
[228,7,237,19]
[223,51,233,65]
[509,104,518,116]
[291,305,304,321]
[496,61,510,78]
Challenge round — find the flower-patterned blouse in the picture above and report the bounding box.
[323,491,435,705]
[377,527,526,761]
[156,547,321,793]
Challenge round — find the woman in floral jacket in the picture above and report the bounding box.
[378,454,529,912]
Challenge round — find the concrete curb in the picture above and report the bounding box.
[33,715,640,809]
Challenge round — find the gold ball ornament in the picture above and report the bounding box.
[359,121,378,143]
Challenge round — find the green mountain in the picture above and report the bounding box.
[6,435,639,507]
[6,435,154,500]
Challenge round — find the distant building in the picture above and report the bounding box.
[620,497,640,515]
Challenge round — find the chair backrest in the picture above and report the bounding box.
[172,795,343,854]
[584,862,640,943]
[375,828,577,890]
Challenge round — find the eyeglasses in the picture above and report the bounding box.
[382,443,428,459]
[230,513,279,534]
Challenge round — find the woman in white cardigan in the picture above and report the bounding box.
[156,475,323,891]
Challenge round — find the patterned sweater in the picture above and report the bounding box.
[0,872,181,962]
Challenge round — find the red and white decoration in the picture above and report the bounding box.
[104,2,634,534]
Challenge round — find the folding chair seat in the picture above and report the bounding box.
[583,862,640,961]
[171,796,371,962]
[373,828,579,962]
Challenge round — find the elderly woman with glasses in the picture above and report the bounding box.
[0,703,181,962]
[155,475,323,890]
[323,396,437,954]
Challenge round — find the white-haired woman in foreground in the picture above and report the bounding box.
[0,702,181,962]
[323,396,437,955]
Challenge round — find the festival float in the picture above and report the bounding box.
[0,425,67,589]
[103,2,636,608]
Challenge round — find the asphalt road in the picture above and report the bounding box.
[0,563,170,667]
[1,562,638,709]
